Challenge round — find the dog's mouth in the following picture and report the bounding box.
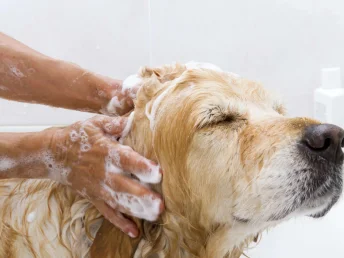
[293,145,343,218]
[268,163,343,222]
[307,193,341,218]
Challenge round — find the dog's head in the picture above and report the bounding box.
[125,62,344,257]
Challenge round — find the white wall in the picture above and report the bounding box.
[1,0,344,257]
[0,0,150,127]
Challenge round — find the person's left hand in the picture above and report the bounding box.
[48,115,163,238]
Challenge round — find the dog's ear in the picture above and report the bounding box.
[139,63,186,83]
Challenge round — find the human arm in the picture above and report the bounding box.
[0,115,163,238]
[0,32,136,115]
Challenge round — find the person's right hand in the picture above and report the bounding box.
[48,115,163,238]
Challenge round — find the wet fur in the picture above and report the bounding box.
[0,63,338,257]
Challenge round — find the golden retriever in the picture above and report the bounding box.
[0,62,343,258]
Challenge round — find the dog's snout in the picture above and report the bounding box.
[302,124,344,163]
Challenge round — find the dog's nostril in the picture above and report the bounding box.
[302,124,344,163]
[321,138,332,151]
[304,137,331,152]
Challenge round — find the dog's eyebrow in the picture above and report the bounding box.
[195,101,247,129]
[233,215,250,223]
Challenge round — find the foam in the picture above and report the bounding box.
[107,96,125,115]
[145,84,173,130]
[0,85,8,91]
[27,212,36,223]
[144,62,241,131]
[8,64,25,78]
[102,183,161,221]
[0,157,17,171]
[185,61,222,72]
[69,127,92,153]
[69,130,79,142]
[122,74,142,99]
[185,61,240,78]
[105,148,123,175]
[145,76,185,131]
[119,112,135,144]
[135,163,162,184]
[36,150,71,184]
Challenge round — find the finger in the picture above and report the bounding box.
[93,200,139,238]
[109,145,162,184]
[100,174,164,221]
[95,116,128,136]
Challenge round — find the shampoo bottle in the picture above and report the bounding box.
[314,67,344,128]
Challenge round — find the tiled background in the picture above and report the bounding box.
[1,0,344,257]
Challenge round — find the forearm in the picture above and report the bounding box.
[0,129,56,180]
[0,32,132,115]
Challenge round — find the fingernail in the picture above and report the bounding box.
[123,227,139,238]
[128,232,137,238]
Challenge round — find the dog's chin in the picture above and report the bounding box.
[306,193,341,218]
[268,181,342,222]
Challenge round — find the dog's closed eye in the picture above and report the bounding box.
[196,103,247,129]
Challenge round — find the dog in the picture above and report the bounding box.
[0,62,343,258]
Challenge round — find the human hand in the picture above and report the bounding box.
[98,74,142,116]
[48,115,163,238]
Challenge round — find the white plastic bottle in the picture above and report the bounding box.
[314,67,344,127]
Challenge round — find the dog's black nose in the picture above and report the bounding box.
[302,124,344,163]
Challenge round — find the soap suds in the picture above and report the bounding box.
[105,148,123,175]
[102,183,161,221]
[69,127,92,153]
[0,85,8,91]
[27,212,36,223]
[8,64,25,78]
[40,150,70,183]
[135,163,162,184]
[144,62,241,131]
[0,157,17,171]
[119,112,135,144]
[79,128,91,152]
[122,74,142,99]
[185,61,222,72]
[70,130,79,142]
[107,96,125,115]
[145,76,185,131]
[70,71,89,87]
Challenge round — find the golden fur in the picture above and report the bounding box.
[0,63,327,258]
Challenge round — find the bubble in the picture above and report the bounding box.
[80,144,91,152]
[27,212,36,223]
[0,157,17,171]
[70,130,79,142]
[104,123,113,132]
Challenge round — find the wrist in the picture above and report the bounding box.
[0,129,55,179]
[53,59,118,113]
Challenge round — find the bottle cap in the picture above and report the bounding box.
[321,67,342,89]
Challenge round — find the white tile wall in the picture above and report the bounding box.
[1,1,344,257]
[149,0,344,118]
[0,0,151,126]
